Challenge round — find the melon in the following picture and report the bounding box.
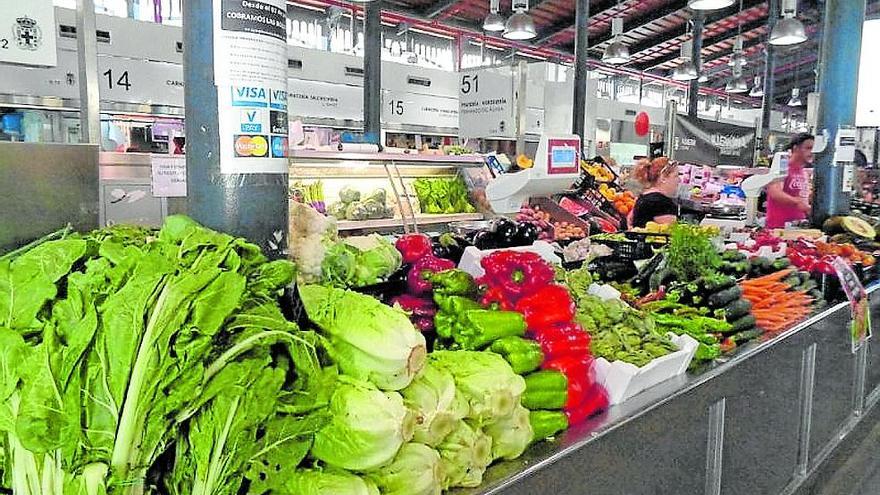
[841,216,876,239]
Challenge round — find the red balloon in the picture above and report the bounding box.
[634,112,650,137]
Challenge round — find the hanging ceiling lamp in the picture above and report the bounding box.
[671,39,699,81]
[602,17,631,64]
[749,75,764,97]
[687,0,735,10]
[725,62,748,93]
[770,0,807,46]
[727,35,746,67]
[483,0,505,32]
[787,87,803,106]
[504,0,536,40]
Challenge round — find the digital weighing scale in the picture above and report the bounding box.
[485,135,582,213]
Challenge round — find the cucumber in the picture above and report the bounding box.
[723,299,753,321]
[730,327,763,343]
[729,314,757,333]
[708,285,744,308]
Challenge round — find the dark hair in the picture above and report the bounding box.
[788,133,815,151]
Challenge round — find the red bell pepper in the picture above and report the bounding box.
[391,294,437,317]
[480,250,555,300]
[530,322,591,361]
[407,256,456,295]
[564,383,609,424]
[480,286,514,311]
[515,284,575,329]
[542,355,594,409]
[396,233,433,264]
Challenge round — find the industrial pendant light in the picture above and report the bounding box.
[770,0,807,46]
[687,0,735,10]
[749,75,764,97]
[787,87,803,106]
[671,39,698,81]
[504,0,536,40]
[602,17,631,64]
[727,36,746,67]
[483,0,505,32]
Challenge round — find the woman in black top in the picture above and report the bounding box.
[629,157,680,228]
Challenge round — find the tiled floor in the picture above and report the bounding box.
[796,402,880,495]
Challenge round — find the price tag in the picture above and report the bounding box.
[151,155,187,198]
[832,257,872,352]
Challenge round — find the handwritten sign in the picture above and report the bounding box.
[832,257,872,353]
[151,155,187,198]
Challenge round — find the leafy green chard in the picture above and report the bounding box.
[0,216,312,495]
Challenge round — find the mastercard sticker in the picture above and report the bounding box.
[233,135,270,158]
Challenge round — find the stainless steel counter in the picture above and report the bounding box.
[464,289,880,495]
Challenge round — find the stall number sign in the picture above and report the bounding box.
[383,90,458,129]
[458,70,514,139]
[832,256,872,353]
[0,1,57,67]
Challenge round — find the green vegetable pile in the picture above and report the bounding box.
[0,216,325,495]
[565,268,677,367]
[321,234,402,288]
[413,177,476,215]
[299,285,534,492]
[328,187,394,221]
[0,218,547,495]
[641,294,732,363]
[573,294,677,367]
[666,223,722,282]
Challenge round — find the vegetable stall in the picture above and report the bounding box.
[2,210,880,495]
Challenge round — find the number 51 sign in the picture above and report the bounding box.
[458,67,515,139]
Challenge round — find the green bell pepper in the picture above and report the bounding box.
[529,410,569,442]
[490,336,544,374]
[521,370,568,410]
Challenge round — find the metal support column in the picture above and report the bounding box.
[760,0,779,152]
[688,14,704,118]
[812,0,867,224]
[364,0,382,144]
[571,0,589,146]
[182,0,289,257]
[76,0,100,143]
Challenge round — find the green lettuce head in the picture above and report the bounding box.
[483,404,533,461]
[288,469,379,495]
[299,285,427,390]
[401,362,468,446]
[365,443,443,495]
[310,378,416,471]
[437,420,493,489]
[429,351,526,421]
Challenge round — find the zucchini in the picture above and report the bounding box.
[699,275,736,293]
[729,314,757,333]
[722,250,747,262]
[723,299,753,321]
[730,327,763,343]
[771,257,791,271]
[707,285,744,308]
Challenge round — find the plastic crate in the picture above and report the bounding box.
[592,237,655,261]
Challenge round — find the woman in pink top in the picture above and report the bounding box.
[765,133,814,229]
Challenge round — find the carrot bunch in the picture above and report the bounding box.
[740,269,815,334]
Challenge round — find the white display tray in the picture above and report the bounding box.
[593,333,699,405]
